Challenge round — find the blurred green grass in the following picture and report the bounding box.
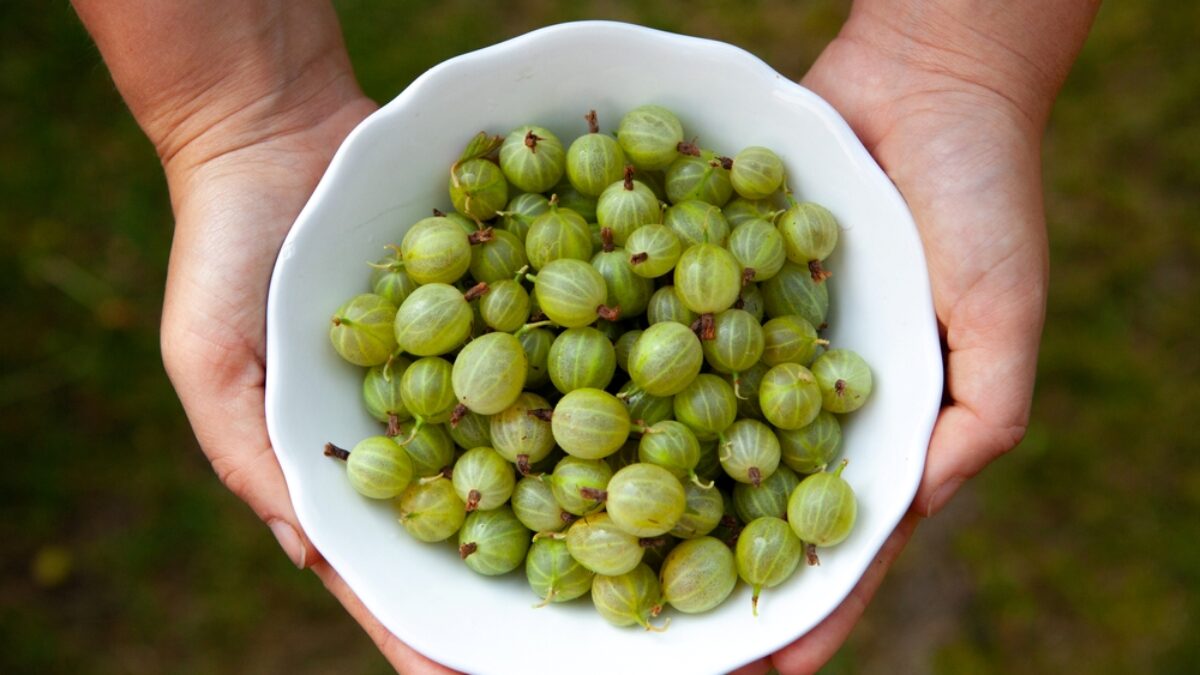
[0,1,1196,673]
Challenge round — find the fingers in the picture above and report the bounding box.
[312,561,459,675]
[770,512,920,674]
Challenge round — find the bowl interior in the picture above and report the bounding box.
[266,20,941,675]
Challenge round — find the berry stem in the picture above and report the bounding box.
[516,454,533,476]
[449,403,469,428]
[630,251,649,265]
[596,305,622,321]
[465,489,481,512]
[600,227,616,252]
[752,586,761,617]
[459,542,478,560]
[524,129,541,152]
[741,267,757,287]
[467,227,494,245]
[623,165,635,190]
[515,320,554,336]
[748,466,762,488]
[676,140,701,157]
[579,487,608,503]
[833,458,849,477]
[808,259,832,283]
[323,443,350,461]
[585,109,600,134]
[386,413,401,437]
[397,417,424,445]
[690,472,715,490]
[805,542,821,566]
[463,281,489,301]
[526,408,554,422]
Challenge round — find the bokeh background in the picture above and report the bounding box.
[2,1,1197,673]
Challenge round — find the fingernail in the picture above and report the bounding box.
[925,476,965,517]
[268,519,306,569]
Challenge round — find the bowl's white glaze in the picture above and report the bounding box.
[265,20,942,675]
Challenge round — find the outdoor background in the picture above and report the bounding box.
[1,1,1196,673]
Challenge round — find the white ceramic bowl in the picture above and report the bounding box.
[266,20,941,675]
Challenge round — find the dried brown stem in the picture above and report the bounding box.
[623,164,635,190]
[596,305,621,321]
[808,259,832,283]
[579,487,608,503]
[630,251,649,265]
[527,408,554,422]
[463,281,489,301]
[676,140,701,157]
[585,109,599,134]
[467,227,494,245]
[465,489,482,512]
[805,543,821,566]
[524,129,541,151]
[741,267,756,287]
[323,443,350,461]
[600,227,615,253]
[449,403,469,428]
[459,542,478,560]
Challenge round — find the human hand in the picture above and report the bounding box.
[748,2,1096,671]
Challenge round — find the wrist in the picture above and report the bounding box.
[840,0,1098,130]
[74,1,366,173]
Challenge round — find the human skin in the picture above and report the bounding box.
[72,1,1098,673]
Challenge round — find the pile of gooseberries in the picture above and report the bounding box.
[325,105,873,627]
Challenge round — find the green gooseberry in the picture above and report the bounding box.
[497,192,550,241]
[637,420,703,485]
[324,436,413,500]
[723,196,783,228]
[551,388,630,460]
[811,348,873,413]
[665,153,733,206]
[511,476,573,533]
[469,228,528,283]
[392,421,454,478]
[701,309,765,382]
[451,331,527,416]
[728,218,786,282]
[399,356,457,435]
[566,511,645,576]
[616,104,685,171]
[762,261,830,327]
[525,204,593,270]
[490,392,555,473]
[565,110,626,197]
[592,236,654,318]
[761,315,826,367]
[449,157,508,221]
[591,563,665,630]
[730,146,785,200]
[673,243,742,315]
[551,179,598,223]
[595,171,663,245]
[617,380,675,428]
[452,446,516,512]
[646,286,698,326]
[478,279,531,333]
[448,409,492,451]
[778,202,839,267]
[395,476,465,542]
[606,463,687,538]
[548,327,617,394]
[626,224,682,279]
[547,455,612,516]
[530,258,612,328]
[400,216,472,285]
[526,537,594,605]
[733,465,800,522]
[458,505,530,576]
[663,199,730,247]
[778,410,842,474]
[330,293,397,367]
[787,460,857,564]
[673,374,738,439]
[614,328,643,373]
[626,321,703,397]
[759,362,823,430]
[499,125,565,193]
[669,481,725,539]
[736,516,802,615]
[516,326,554,389]
[369,252,419,306]
[727,361,768,421]
[363,360,413,435]
[393,283,474,356]
[659,536,738,614]
[718,418,781,486]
